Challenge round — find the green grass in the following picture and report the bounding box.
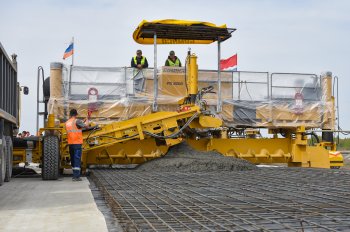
[337,138,350,151]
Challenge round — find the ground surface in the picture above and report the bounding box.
[91,143,350,231]
[0,176,108,232]
[92,167,350,232]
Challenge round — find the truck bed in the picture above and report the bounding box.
[0,42,18,125]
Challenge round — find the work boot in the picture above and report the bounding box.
[72,177,82,181]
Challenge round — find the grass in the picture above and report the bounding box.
[337,138,350,151]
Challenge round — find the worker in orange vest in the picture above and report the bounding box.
[65,109,89,181]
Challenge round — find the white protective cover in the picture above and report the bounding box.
[48,65,334,129]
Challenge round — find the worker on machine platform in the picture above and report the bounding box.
[131,49,149,69]
[65,109,89,181]
[165,50,181,67]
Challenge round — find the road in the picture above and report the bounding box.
[0,177,108,232]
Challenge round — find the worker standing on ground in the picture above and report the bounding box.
[65,109,89,181]
[165,50,181,67]
[131,49,148,69]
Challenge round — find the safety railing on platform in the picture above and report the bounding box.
[48,65,333,129]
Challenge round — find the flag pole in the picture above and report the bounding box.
[67,37,74,121]
[217,37,221,112]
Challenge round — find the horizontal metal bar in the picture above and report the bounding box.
[0,108,16,124]
[307,130,350,133]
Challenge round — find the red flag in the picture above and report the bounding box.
[220,54,237,70]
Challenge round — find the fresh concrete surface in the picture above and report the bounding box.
[0,177,108,232]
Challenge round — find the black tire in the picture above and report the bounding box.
[42,135,60,180]
[0,136,7,186]
[4,136,13,182]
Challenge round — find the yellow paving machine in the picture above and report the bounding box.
[13,20,343,180]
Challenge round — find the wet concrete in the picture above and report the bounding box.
[136,142,257,172]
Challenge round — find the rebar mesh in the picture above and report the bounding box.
[91,168,350,231]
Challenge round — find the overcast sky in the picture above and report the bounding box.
[1,0,350,135]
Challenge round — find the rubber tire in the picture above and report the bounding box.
[42,135,60,180]
[0,136,7,186]
[4,136,13,182]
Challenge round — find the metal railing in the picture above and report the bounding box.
[62,66,326,106]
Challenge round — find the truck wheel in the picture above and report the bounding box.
[4,136,13,182]
[42,135,60,180]
[0,136,7,185]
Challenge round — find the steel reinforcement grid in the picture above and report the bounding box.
[91,168,350,232]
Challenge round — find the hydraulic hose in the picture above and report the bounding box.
[305,131,320,144]
[310,131,320,143]
[143,112,199,139]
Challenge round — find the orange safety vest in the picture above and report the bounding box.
[65,117,83,144]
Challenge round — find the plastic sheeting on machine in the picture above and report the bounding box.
[48,64,334,129]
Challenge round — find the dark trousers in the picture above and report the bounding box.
[69,144,82,178]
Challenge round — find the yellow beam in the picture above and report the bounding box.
[187,54,198,95]
[187,135,331,168]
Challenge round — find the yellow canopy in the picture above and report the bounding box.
[133,19,236,45]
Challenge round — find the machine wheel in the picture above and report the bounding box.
[0,136,7,185]
[4,136,13,182]
[42,135,60,180]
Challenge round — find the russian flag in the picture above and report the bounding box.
[63,42,74,60]
[220,53,237,71]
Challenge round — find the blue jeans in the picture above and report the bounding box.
[69,144,82,178]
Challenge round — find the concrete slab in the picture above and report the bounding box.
[0,177,108,232]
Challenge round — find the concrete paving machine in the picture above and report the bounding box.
[13,20,343,180]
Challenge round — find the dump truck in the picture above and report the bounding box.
[0,43,28,185]
[12,19,343,180]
